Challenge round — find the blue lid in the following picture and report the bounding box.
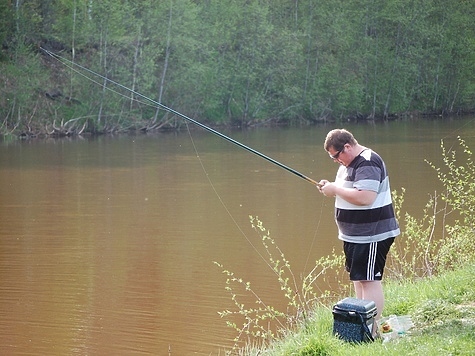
[334,297,377,313]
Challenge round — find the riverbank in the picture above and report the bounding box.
[6,112,475,140]
[243,263,475,355]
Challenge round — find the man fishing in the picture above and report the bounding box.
[318,129,400,335]
[41,55,399,330]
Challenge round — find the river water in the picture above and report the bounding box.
[1,117,474,354]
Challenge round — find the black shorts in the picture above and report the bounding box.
[343,238,395,281]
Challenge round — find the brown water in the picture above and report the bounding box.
[1,117,474,355]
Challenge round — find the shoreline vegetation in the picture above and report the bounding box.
[241,264,475,355]
[1,1,474,139]
[216,136,475,355]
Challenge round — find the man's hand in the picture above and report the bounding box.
[319,180,337,197]
[317,180,334,196]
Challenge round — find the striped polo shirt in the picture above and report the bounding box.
[334,149,400,243]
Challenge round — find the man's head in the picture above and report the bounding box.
[324,129,357,152]
[324,129,359,163]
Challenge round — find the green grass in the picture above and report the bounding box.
[241,263,475,355]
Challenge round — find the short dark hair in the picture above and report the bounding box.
[324,129,358,152]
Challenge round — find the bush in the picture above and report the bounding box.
[388,136,475,280]
[214,216,346,352]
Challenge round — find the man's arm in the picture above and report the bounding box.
[319,182,377,206]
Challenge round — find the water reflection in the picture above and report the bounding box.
[1,117,475,354]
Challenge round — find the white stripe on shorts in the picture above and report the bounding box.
[367,242,377,280]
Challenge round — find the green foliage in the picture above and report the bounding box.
[0,42,49,135]
[389,188,441,278]
[214,216,346,352]
[1,0,474,134]
[430,136,475,226]
[388,137,475,280]
[0,1,13,59]
[428,137,475,269]
[412,299,461,325]
[247,265,475,355]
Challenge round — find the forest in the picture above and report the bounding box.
[0,0,474,137]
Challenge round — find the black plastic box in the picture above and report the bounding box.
[332,297,377,343]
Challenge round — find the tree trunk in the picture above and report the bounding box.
[384,24,402,118]
[153,1,173,125]
[432,49,441,111]
[97,29,108,128]
[130,28,142,112]
[70,0,77,99]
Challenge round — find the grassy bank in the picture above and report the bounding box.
[246,263,475,355]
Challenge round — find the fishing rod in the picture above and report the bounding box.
[41,47,321,187]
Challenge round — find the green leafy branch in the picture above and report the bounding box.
[214,216,345,352]
[389,136,475,280]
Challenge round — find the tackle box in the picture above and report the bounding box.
[332,297,377,343]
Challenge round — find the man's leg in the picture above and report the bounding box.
[354,280,384,336]
[353,280,363,299]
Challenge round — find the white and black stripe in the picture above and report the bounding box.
[334,149,400,243]
[367,242,378,280]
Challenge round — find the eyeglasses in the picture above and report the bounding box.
[329,147,344,160]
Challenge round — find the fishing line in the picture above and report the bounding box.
[183,120,278,274]
[441,117,475,141]
[185,118,328,285]
[439,117,475,158]
[42,47,325,277]
[40,47,321,188]
[42,53,155,110]
[303,197,326,275]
